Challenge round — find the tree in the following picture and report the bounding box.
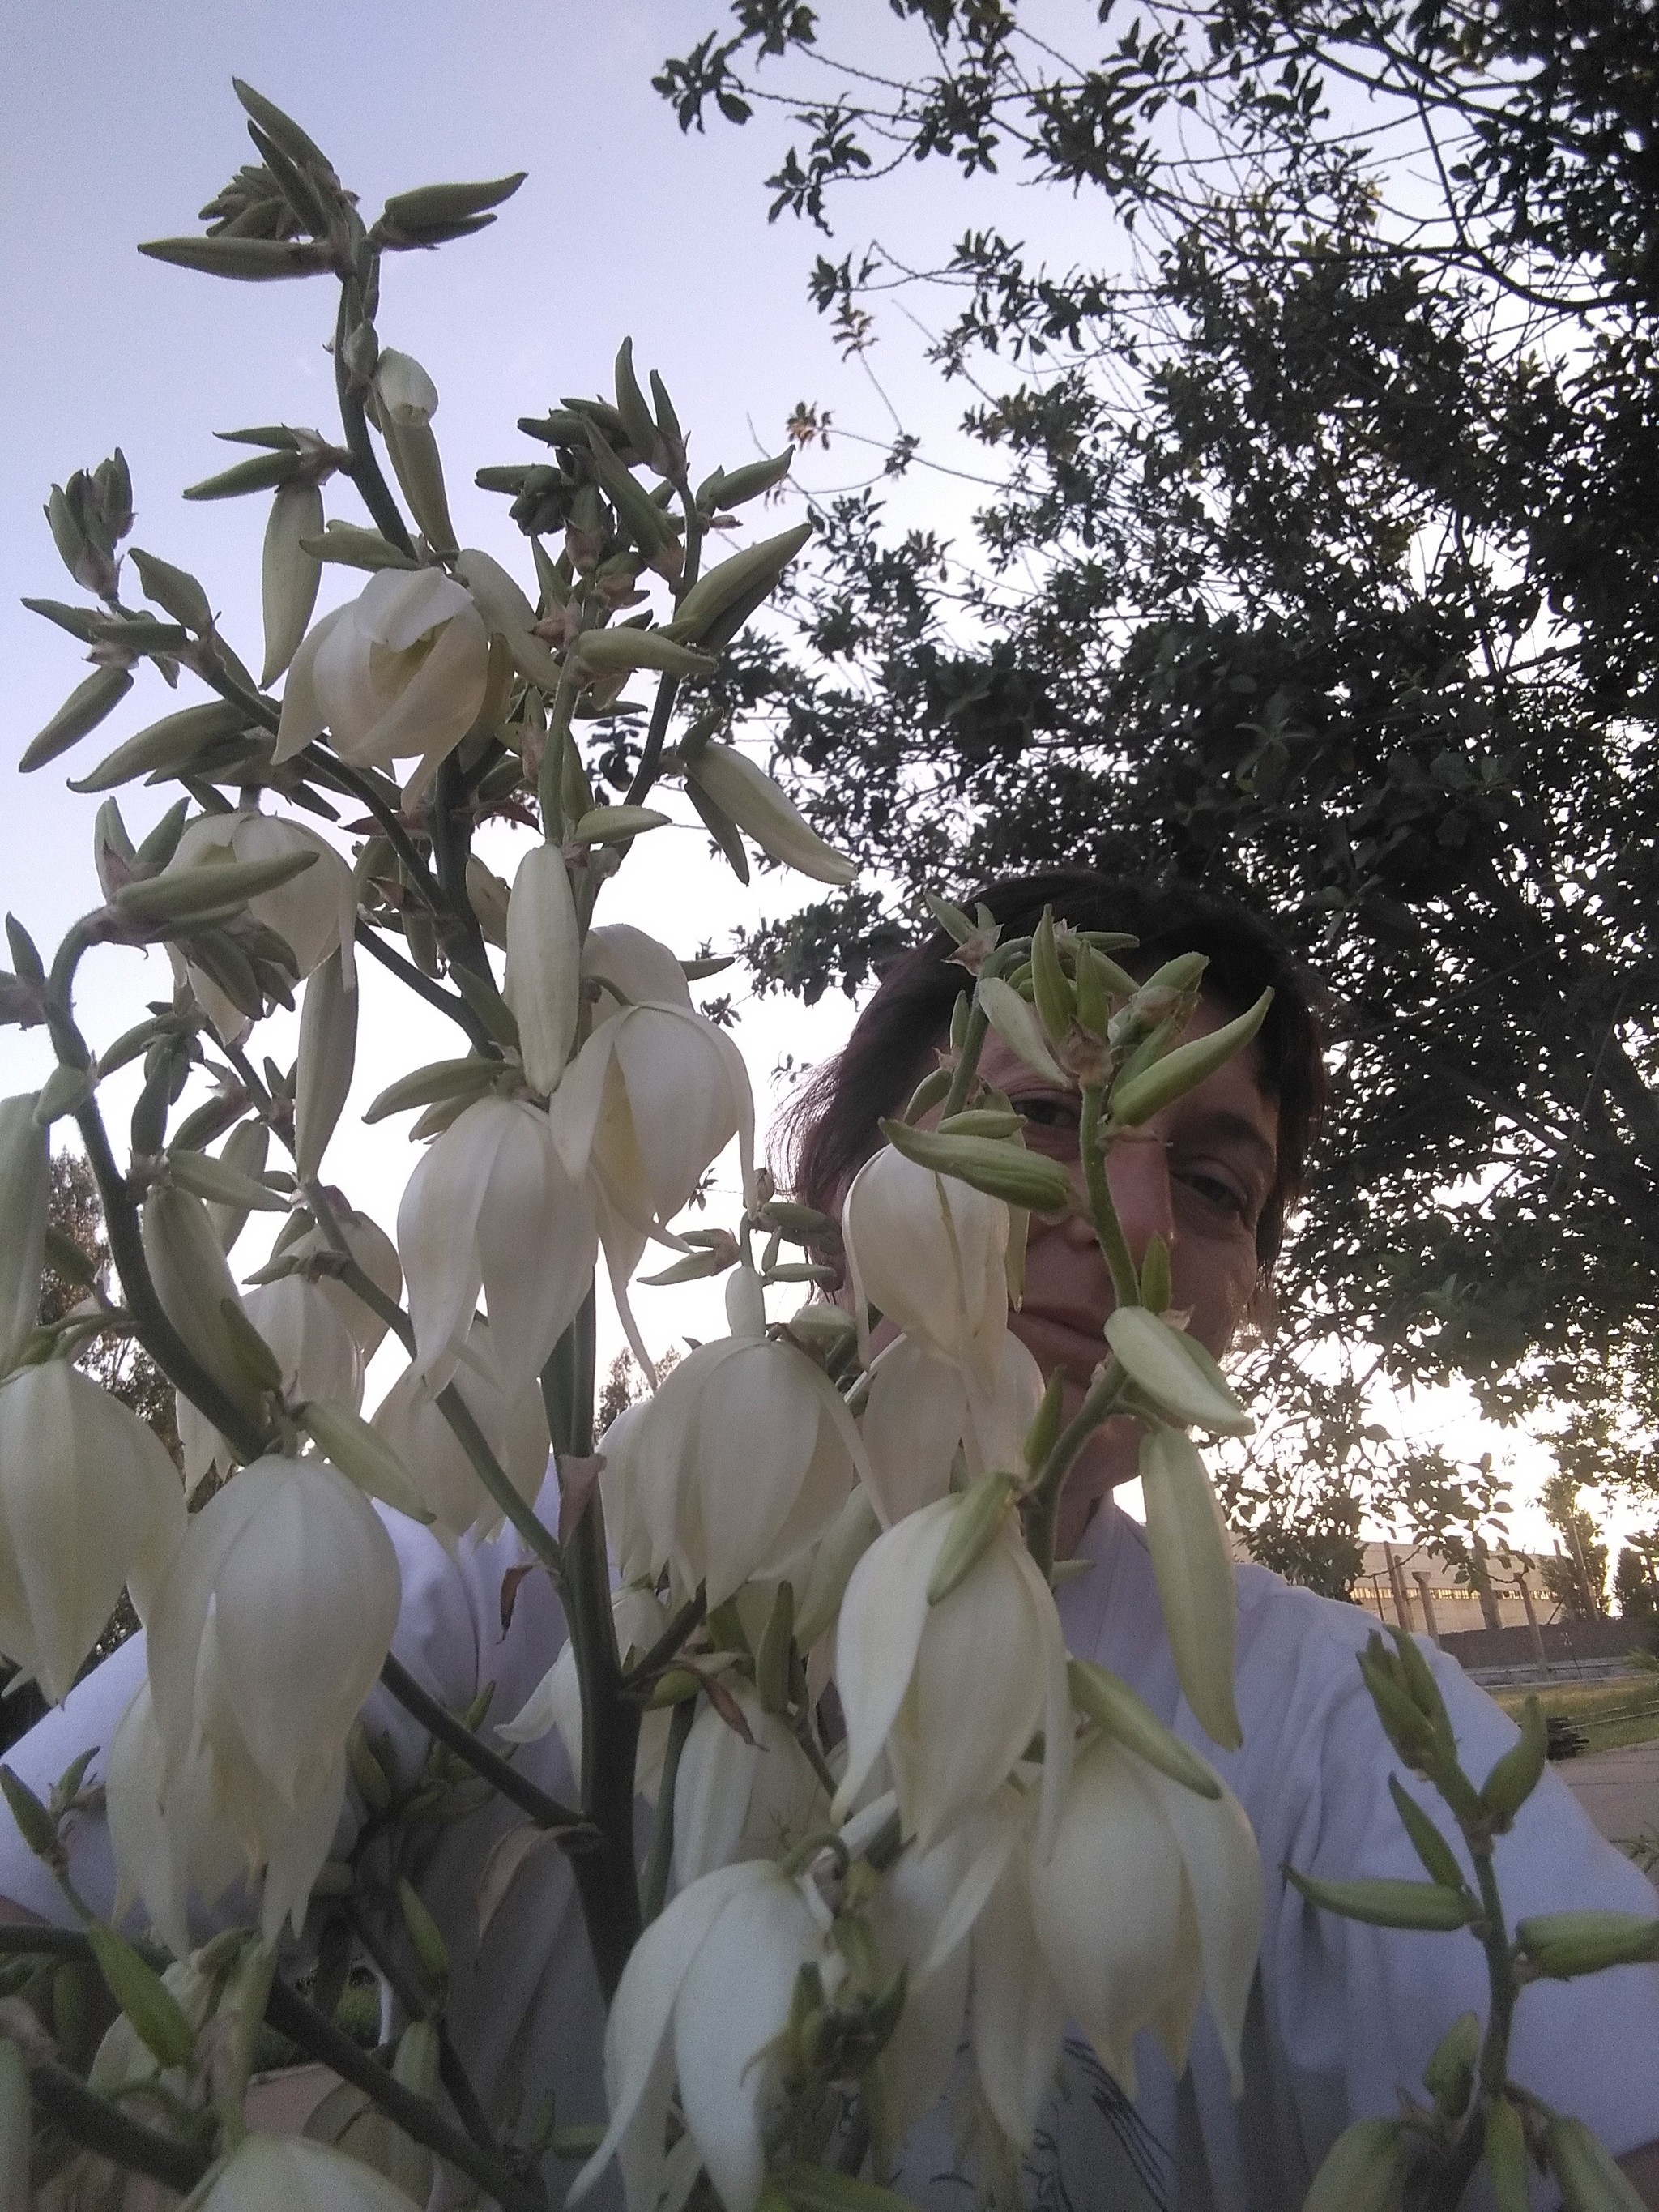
[1540,1473,1608,1620]
[41,1151,179,1458]
[650,1,1659,1578]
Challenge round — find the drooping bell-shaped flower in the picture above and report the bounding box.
[273,566,490,781]
[615,1331,867,1607]
[671,1682,829,1887]
[279,1203,403,1363]
[550,1002,755,1262]
[162,809,358,1044]
[842,1144,1009,1382]
[1026,1734,1261,2098]
[0,1360,184,1703]
[571,1859,837,2212]
[185,2132,431,2212]
[106,1676,245,1958]
[398,1094,597,1393]
[859,1332,1043,1527]
[497,1585,672,1802]
[147,1454,399,1821]
[582,923,693,1022]
[834,1501,1071,1855]
[177,1275,364,1496]
[371,1317,550,1548]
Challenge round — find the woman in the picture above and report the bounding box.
[4,869,1657,2209]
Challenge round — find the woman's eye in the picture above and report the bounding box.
[1176,1169,1251,1221]
[1012,1095,1081,1135]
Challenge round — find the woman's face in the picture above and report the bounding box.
[968,1001,1281,1548]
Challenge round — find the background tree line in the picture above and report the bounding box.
[620,0,1659,1595]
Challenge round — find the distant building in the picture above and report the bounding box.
[1351,1541,1557,1639]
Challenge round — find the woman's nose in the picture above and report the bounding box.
[1101,1132,1175,1268]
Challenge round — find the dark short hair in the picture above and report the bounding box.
[780,869,1328,1275]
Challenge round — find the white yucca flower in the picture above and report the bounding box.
[186,2133,429,2212]
[177,1275,363,1497]
[370,1317,548,1547]
[571,1860,838,2212]
[842,1144,1009,1381]
[671,1682,829,1887]
[550,1003,754,1369]
[612,1331,866,1606]
[859,1331,1043,1526]
[834,1502,1071,1855]
[273,566,490,781]
[398,1094,596,1392]
[147,1455,399,1838]
[0,1361,183,1703]
[1026,1733,1261,2099]
[279,1203,403,1363]
[162,809,358,1044]
[582,923,692,1021]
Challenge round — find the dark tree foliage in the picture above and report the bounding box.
[653,0,1659,1588]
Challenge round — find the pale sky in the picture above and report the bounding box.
[1,3,1630,1568]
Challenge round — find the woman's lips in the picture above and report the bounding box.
[1010,1305,1112,1381]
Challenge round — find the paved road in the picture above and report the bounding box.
[1559,1739,1659,1874]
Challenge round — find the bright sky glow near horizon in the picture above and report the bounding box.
[1,4,1640,1577]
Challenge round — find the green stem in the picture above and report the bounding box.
[622,1588,707,1687]
[73,1091,270,1460]
[28,2058,212,2195]
[544,1293,642,2001]
[640,1697,697,1924]
[0,1928,539,2212]
[435,1381,563,1578]
[1024,1359,1130,1580]
[1079,1084,1141,1308]
[941,1001,990,1118]
[378,1651,591,1838]
[357,922,492,1049]
[303,745,443,909]
[622,480,702,812]
[332,284,416,558]
[431,752,493,980]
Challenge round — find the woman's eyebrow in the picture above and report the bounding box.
[1171,1109,1279,1184]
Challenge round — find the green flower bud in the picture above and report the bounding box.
[137,233,326,281]
[261,480,325,685]
[302,520,421,571]
[1283,1865,1474,1931]
[575,626,717,679]
[1483,2094,1532,2212]
[1421,2009,1480,2116]
[1544,2115,1649,2212]
[927,1471,1017,1604]
[1517,1909,1659,1978]
[113,848,318,928]
[1303,2116,1414,2212]
[86,1924,197,2071]
[978,973,1068,1085]
[1388,1774,1465,1889]
[128,547,214,634]
[879,1116,1073,1213]
[296,1400,434,1525]
[1107,989,1273,1129]
[182,448,305,502]
[699,447,795,510]
[69,698,248,793]
[1106,1306,1252,1434]
[294,948,356,1180]
[0,1095,49,1373]
[1480,1693,1547,1826]
[19,665,134,773]
[1067,1658,1223,1797]
[363,1054,501,1124]
[666,522,814,643]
